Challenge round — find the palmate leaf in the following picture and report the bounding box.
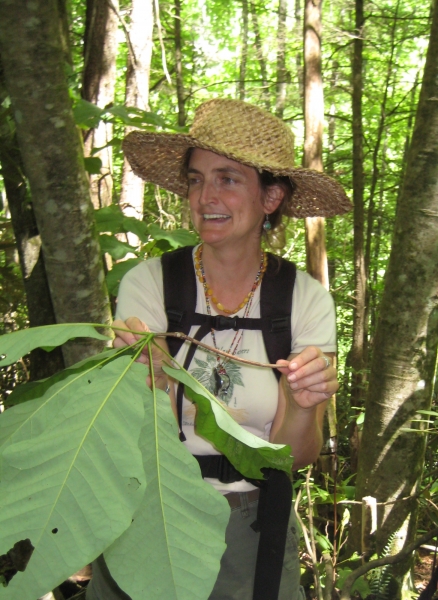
[0,324,110,367]
[0,356,148,600]
[104,387,229,600]
[163,366,293,480]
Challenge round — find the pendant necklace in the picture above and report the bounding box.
[195,244,267,396]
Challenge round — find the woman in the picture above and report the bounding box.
[86,99,351,600]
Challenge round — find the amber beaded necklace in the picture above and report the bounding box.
[194,244,267,315]
[194,244,267,396]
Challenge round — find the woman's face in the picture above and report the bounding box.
[187,148,281,249]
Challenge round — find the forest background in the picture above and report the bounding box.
[0,0,438,599]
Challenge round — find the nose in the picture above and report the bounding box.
[195,178,217,205]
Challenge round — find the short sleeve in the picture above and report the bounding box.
[114,258,168,333]
[290,270,337,354]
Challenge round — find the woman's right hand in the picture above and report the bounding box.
[112,317,168,387]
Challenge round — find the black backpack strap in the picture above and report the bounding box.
[162,246,197,357]
[260,254,296,380]
[253,469,292,600]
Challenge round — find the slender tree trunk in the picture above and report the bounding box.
[82,0,119,209]
[173,0,191,229]
[302,0,337,519]
[352,2,438,594]
[56,0,73,66]
[174,0,185,127]
[295,0,303,100]
[0,0,111,367]
[119,0,153,247]
[350,0,367,411]
[238,0,249,101]
[303,0,328,289]
[249,0,270,109]
[275,0,288,118]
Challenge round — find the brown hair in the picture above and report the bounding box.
[257,170,295,229]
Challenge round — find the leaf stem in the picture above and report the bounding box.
[109,325,280,369]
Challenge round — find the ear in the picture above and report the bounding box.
[263,185,285,215]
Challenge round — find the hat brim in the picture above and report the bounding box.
[123,131,352,218]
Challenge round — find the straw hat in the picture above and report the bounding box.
[122,99,351,218]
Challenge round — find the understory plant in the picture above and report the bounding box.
[0,324,292,600]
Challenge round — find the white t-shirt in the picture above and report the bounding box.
[115,247,336,492]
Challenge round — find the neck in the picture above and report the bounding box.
[201,241,263,285]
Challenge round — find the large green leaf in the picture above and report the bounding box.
[84,156,103,175]
[106,105,168,129]
[122,216,150,242]
[104,387,229,600]
[94,204,125,234]
[0,324,110,367]
[0,357,148,600]
[73,98,104,129]
[4,349,118,406]
[148,224,198,248]
[99,234,137,260]
[163,366,293,480]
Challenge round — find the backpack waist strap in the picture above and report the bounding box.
[194,454,292,600]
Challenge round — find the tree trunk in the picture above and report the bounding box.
[56,0,73,66]
[174,0,185,127]
[238,0,249,101]
[352,1,438,595]
[295,0,303,100]
[82,0,119,209]
[173,0,191,230]
[249,0,270,109]
[119,0,153,247]
[303,0,328,289]
[0,0,112,367]
[0,96,65,380]
[275,0,288,119]
[350,0,367,412]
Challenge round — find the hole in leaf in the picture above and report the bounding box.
[0,354,6,360]
[0,539,34,584]
[52,528,58,534]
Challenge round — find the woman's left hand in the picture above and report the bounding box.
[276,346,338,410]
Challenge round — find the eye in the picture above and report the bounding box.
[220,176,235,185]
[187,175,201,187]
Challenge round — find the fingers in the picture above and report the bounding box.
[113,318,148,348]
[276,347,338,398]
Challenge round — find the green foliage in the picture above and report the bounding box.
[0,324,292,599]
[93,204,198,295]
[367,534,398,600]
[336,568,371,598]
[165,365,293,479]
[0,323,110,367]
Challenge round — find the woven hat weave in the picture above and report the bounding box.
[123,99,351,218]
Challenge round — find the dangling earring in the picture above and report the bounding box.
[263,214,271,231]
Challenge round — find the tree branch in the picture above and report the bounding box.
[339,527,438,600]
[111,326,281,369]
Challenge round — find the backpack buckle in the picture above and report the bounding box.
[213,315,239,331]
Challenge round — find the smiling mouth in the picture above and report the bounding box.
[203,214,230,221]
